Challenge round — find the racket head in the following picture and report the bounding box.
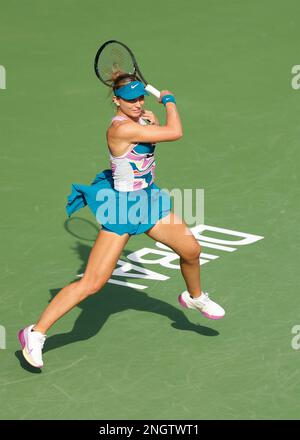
[64,217,100,242]
[94,40,148,87]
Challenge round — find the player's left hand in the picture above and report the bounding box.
[141,110,159,125]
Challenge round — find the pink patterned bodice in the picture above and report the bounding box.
[108,116,156,191]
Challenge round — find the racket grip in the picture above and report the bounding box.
[145,84,161,99]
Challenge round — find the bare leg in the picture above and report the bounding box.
[145,212,202,298]
[179,256,201,298]
[34,229,130,334]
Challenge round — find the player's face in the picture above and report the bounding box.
[118,96,145,119]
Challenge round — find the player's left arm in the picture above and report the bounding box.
[141,110,160,126]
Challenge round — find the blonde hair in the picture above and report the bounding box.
[109,71,138,96]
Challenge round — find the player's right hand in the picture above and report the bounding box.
[159,90,175,103]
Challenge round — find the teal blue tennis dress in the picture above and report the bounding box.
[66,116,172,236]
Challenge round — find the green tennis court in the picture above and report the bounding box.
[1,0,300,420]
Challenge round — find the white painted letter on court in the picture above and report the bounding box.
[0,325,6,349]
[191,224,264,246]
[0,65,6,90]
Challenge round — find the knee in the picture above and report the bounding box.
[79,274,110,296]
[180,243,201,261]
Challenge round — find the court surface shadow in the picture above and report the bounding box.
[15,350,42,374]
[44,282,219,354]
[16,238,220,371]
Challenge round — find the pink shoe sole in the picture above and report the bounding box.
[18,328,43,368]
[18,329,26,349]
[201,311,225,320]
[178,295,225,320]
[178,294,188,308]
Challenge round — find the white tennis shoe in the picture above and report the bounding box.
[178,291,225,320]
[18,324,46,368]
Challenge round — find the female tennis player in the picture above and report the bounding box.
[18,72,225,368]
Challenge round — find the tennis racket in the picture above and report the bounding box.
[94,40,161,98]
[64,217,99,242]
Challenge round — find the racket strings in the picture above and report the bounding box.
[97,43,135,86]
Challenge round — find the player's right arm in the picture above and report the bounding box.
[116,90,183,143]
